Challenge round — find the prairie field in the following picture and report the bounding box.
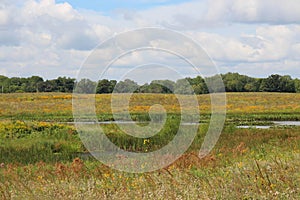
[0,92,299,199]
[1,92,300,121]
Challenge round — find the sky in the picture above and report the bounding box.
[0,0,300,81]
[55,0,189,12]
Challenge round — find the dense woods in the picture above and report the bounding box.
[0,73,299,94]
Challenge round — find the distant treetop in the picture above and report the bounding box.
[0,73,299,94]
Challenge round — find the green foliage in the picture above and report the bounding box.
[0,122,299,199]
[152,79,175,93]
[222,72,257,92]
[0,73,299,94]
[114,79,139,93]
[139,81,174,94]
[174,78,194,94]
[294,78,300,93]
[0,121,81,164]
[74,78,97,94]
[260,74,295,92]
[96,79,116,93]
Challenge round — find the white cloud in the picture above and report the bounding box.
[0,0,300,80]
[0,0,103,78]
[129,0,300,30]
[21,0,80,22]
[187,25,300,66]
[220,60,300,79]
[0,9,9,26]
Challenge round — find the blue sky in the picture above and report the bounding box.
[55,0,190,12]
[0,0,300,80]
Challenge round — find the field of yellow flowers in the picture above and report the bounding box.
[1,92,300,121]
[0,92,299,199]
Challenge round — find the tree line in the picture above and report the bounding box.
[1,73,300,94]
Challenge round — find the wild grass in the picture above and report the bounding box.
[0,121,83,164]
[0,92,299,199]
[1,92,300,121]
[0,126,299,199]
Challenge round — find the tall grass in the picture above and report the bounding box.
[0,121,83,164]
[0,92,299,199]
[0,126,299,199]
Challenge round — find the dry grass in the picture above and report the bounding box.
[1,126,299,199]
[1,152,298,199]
[0,92,300,199]
[1,93,300,121]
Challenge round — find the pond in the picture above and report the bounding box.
[237,121,300,129]
[236,125,271,129]
[273,121,300,126]
[62,120,300,129]
[64,121,201,126]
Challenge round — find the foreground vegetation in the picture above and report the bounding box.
[1,121,299,199]
[0,92,299,199]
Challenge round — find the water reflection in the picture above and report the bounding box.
[273,121,300,126]
[237,125,271,129]
[237,121,300,129]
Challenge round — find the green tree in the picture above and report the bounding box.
[55,77,75,92]
[260,74,295,92]
[0,75,9,93]
[222,73,255,92]
[187,76,208,94]
[74,79,97,94]
[9,77,26,93]
[138,83,164,93]
[151,80,175,93]
[174,78,194,94]
[25,76,44,92]
[205,75,226,93]
[244,78,260,92]
[114,79,139,93]
[294,79,300,93]
[279,75,295,92]
[96,79,117,94]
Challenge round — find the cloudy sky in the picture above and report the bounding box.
[1,0,300,81]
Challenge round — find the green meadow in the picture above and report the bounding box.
[0,93,299,199]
